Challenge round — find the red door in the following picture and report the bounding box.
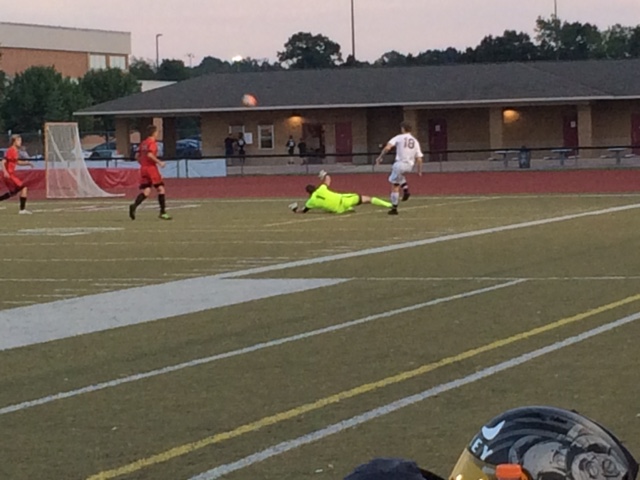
[632,114,640,154]
[428,119,448,162]
[563,113,579,151]
[335,122,352,162]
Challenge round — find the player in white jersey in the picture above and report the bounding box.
[375,122,424,215]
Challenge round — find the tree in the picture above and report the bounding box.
[79,68,141,134]
[193,56,233,76]
[415,48,462,66]
[602,24,640,59]
[536,17,604,60]
[156,59,191,81]
[0,66,88,132]
[374,50,409,67]
[278,32,343,69]
[129,57,156,80]
[467,31,540,63]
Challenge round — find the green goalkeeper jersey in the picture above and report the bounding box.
[305,184,357,214]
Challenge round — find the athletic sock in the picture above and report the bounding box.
[0,192,10,202]
[19,197,27,211]
[158,194,166,214]
[372,197,392,208]
[134,193,146,207]
[390,192,400,207]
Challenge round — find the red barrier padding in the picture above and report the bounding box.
[8,168,640,200]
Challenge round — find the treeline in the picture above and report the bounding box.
[133,17,640,80]
[1,16,639,132]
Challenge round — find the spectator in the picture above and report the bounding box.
[298,138,307,164]
[237,133,246,164]
[224,134,235,162]
[286,135,296,156]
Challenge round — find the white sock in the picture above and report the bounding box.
[390,192,399,207]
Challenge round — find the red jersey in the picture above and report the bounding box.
[4,146,18,174]
[138,137,158,167]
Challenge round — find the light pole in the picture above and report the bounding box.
[186,53,195,68]
[350,0,356,61]
[155,33,163,68]
[553,0,558,17]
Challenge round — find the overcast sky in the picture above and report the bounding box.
[1,0,639,65]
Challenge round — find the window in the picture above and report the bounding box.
[89,54,107,70]
[109,55,127,70]
[258,125,274,150]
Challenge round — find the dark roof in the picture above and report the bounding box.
[76,59,640,116]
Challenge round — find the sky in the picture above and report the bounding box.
[1,0,639,65]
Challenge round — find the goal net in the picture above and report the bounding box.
[45,122,122,199]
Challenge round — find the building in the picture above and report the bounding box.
[0,22,131,78]
[76,59,640,161]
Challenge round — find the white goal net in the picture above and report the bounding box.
[45,122,121,199]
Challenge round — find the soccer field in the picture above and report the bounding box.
[1,194,639,480]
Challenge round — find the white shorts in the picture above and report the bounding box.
[388,162,414,185]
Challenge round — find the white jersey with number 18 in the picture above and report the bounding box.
[387,133,423,166]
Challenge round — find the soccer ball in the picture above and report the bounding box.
[242,94,258,107]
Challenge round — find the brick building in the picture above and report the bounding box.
[77,59,640,161]
[0,22,131,78]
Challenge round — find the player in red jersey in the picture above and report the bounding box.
[0,135,34,214]
[129,125,171,220]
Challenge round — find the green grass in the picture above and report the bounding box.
[1,195,639,480]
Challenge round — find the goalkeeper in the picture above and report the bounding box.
[289,170,392,214]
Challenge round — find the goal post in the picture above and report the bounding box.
[44,122,123,199]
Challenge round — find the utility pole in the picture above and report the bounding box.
[350,0,356,61]
[155,33,163,69]
[553,0,558,18]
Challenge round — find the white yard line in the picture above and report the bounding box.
[216,202,640,279]
[362,276,640,281]
[188,310,640,480]
[0,280,522,416]
[0,278,348,352]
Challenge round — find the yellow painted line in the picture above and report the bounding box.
[87,292,640,480]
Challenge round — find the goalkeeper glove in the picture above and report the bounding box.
[318,169,328,180]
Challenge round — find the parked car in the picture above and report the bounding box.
[0,148,43,161]
[85,141,123,160]
[130,139,201,159]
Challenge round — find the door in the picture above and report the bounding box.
[334,122,353,163]
[302,123,325,163]
[563,113,579,152]
[632,114,640,155]
[428,119,448,162]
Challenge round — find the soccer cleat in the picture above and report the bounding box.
[388,208,399,215]
[129,204,136,220]
[18,209,32,215]
[402,191,411,202]
[288,202,298,212]
[158,213,172,220]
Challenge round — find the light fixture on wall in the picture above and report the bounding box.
[503,109,521,124]
[288,111,303,127]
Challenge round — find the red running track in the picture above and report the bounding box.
[8,169,640,200]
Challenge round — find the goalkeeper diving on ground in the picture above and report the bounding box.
[289,170,393,214]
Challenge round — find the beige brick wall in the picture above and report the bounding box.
[591,100,640,147]
[201,109,369,164]
[501,105,569,149]
[366,107,404,152]
[418,108,491,160]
